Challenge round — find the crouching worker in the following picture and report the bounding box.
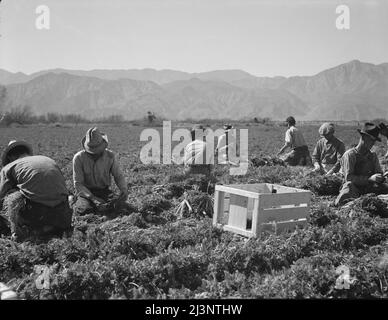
[183,124,214,176]
[72,127,128,215]
[277,116,312,166]
[312,123,345,175]
[0,141,72,241]
[335,123,388,206]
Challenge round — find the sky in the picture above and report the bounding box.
[0,0,387,77]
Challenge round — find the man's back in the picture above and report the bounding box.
[285,126,306,149]
[1,155,68,207]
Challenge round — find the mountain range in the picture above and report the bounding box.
[1,60,387,121]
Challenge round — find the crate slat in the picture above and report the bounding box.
[228,183,271,194]
[262,219,307,234]
[213,190,225,225]
[223,225,255,238]
[262,206,309,223]
[216,185,259,199]
[259,192,310,208]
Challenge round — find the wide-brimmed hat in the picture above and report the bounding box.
[357,123,381,142]
[82,127,108,154]
[2,140,33,166]
[319,123,335,136]
[223,124,234,131]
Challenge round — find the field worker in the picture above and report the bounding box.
[276,116,312,166]
[72,127,128,215]
[335,123,388,206]
[216,124,238,165]
[184,124,214,175]
[312,123,345,175]
[379,123,388,159]
[0,140,72,241]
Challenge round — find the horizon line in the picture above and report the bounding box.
[1,59,387,80]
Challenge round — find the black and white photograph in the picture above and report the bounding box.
[1,0,388,309]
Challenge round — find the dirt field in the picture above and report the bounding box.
[1,123,388,299]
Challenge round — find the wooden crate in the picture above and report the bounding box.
[213,183,311,237]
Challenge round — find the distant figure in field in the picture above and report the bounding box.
[147,111,156,124]
[72,127,128,215]
[335,123,388,206]
[0,140,72,241]
[216,124,238,165]
[276,116,312,166]
[312,123,345,175]
[183,124,214,176]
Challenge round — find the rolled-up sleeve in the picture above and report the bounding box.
[111,154,127,194]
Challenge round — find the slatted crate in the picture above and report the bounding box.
[213,183,311,237]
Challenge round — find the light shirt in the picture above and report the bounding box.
[216,131,237,164]
[0,155,68,207]
[184,140,214,166]
[73,149,127,197]
[312,136,345,173]
[340,147,382,186]
[285,126,307,149]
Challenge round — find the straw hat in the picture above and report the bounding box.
[2,140,33,166]
[82,127,108,154]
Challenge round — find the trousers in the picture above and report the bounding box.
[284,146,313,166]
[4,191,72,241]
[335,181,388,206]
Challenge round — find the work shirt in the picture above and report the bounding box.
[312,136,345,172]
[285,126,307,149]
[0,155,68,207]
[216,131,237,164]
[73,149,127,197]
[340,147,382,187]
[184,140,214,166]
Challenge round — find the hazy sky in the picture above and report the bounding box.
[0,0,387,77]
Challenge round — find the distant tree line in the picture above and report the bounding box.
[0,105,126,126]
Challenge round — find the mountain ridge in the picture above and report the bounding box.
[1,60,387,121]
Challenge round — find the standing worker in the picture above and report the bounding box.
[0,140,72,241]
[312,123,345,175]
[277,116,312,166]
[72,127,128,215]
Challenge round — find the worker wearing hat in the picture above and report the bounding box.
[277,116,312,166]
[312,123,345,175]
[0,140,72,241]
[335,123,388,206]
[72,127,128,215]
